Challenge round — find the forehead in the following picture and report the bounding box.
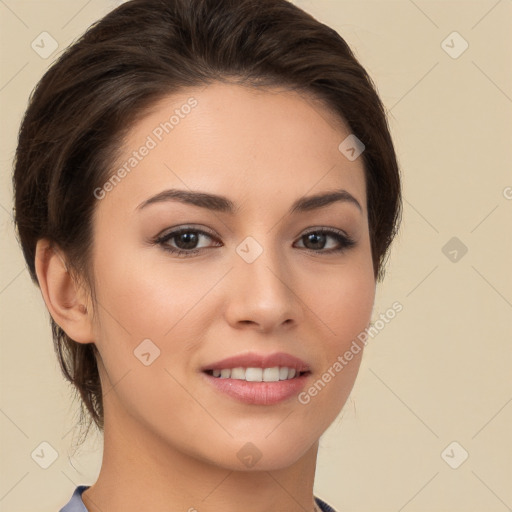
[100,81,367,217]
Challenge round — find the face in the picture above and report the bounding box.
[88,82,375,471]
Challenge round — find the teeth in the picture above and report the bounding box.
[231,367,245,380]
[262,367,280,382]
[210,366,301,382]
[245,367,263,381]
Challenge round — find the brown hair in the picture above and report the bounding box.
[12,0,402,444]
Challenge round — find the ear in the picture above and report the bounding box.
[34,239,95,344]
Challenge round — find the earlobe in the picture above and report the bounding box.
[34,239,95,344]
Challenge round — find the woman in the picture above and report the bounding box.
[12,0,402,510]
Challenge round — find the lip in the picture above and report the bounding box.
[200,351,311,373]
[200,351,312,405]
[202,372,310,405]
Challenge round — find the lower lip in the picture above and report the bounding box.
[202,371,310,405]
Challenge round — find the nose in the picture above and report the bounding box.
[223,239,302,333]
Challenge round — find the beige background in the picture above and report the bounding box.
[1,1,511,511]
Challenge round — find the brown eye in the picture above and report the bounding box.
[172,231,201,250]
[295,228,356,254]
[155,227,221,257]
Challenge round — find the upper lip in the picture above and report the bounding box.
[201,351,311,373]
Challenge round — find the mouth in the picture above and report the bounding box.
[200,352,312,405]
[201,367,311,406]
[203,367,311,382]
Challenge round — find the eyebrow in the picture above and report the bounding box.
[136,188,362,214]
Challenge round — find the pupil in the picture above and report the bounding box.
[177,232,197,249]
[306,232,325,249]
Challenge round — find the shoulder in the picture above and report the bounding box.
[59,485,90,512]
[315,495,338,512]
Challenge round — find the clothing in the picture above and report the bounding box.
[59,485,89,512]
[314,495,338,512]
[59,485,338,512]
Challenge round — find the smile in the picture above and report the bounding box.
[204,366,305,381]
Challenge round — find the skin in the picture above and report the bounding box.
[36,82,376,512]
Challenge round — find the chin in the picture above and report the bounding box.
[197,432,319,472]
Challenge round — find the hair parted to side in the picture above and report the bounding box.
[12,0,402,445]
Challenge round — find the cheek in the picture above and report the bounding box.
[92,245,209,341]
[326,276,374,341]
[306,261,375,350]
[90,251,204,419]
[297,268,373,425]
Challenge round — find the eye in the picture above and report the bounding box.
[152,226,356,258]
[294,228,356,254]
[154,226,221,258]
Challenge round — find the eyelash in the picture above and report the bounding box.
[153,225,356,258]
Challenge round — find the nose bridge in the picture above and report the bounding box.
[236,231,290,296]
[225,231,299,330]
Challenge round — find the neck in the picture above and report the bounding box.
[81,402,320,512]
